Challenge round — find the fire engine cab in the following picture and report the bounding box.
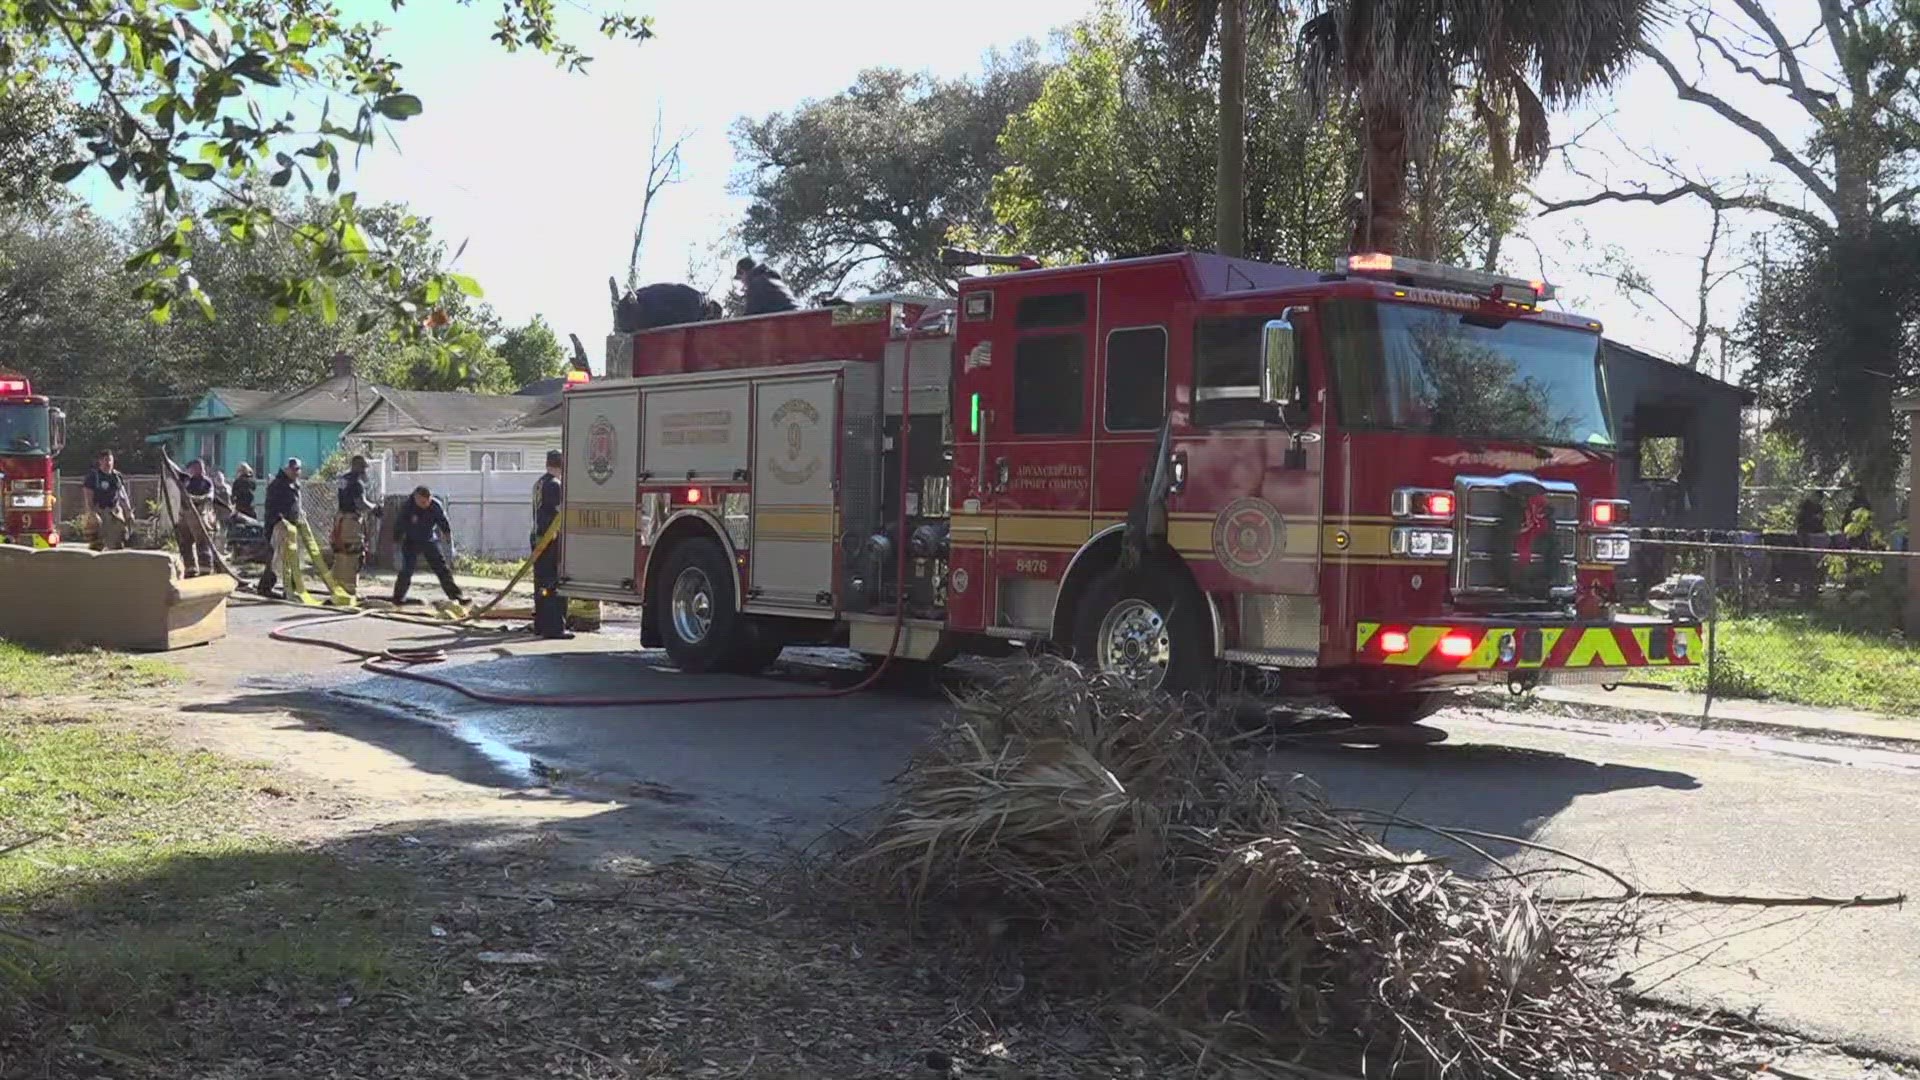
[0,373,64,549]
[559,251,1702,723]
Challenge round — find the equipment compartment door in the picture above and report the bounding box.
[560,386,641,595]
[748,372,841,614]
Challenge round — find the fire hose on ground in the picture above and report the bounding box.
[233,393,913,710]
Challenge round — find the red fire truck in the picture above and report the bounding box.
[558,252,1701,723]
[0,373,65,548]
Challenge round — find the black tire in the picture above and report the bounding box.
[1071,565,1214,692]
[652,537,745,673]
[1333,690,1450,726]
[727,618,787,675]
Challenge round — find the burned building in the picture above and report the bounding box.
[1601,340,1752,530]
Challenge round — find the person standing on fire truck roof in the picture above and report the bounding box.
[255,458,305,598]
[83,449,132,551]
[530,449,571,639]
[390,485,465,606]
[735,258,798,316]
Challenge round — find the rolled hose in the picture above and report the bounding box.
[264,374,915,708]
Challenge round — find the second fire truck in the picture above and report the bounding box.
[0,373,64,548]
[557,252,1701,723]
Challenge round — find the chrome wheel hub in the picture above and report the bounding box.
[1096,598,1171,689]
[670,567,715,644]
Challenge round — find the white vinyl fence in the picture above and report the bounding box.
[379,461,544,560]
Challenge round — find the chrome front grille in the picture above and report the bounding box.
[1456,475,1578,601]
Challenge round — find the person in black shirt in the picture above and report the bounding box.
[530,449,570,638]
[390,485,464,605]
[83,449,132,551]
[164,456,217,576]
[229,463,257,521]
[256,458,305,598]
[331,454,376,598]
[735,257,798,315]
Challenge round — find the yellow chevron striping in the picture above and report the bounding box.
[1384,625,1448,666]
[1565,627,1628,667]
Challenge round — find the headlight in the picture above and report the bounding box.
[1390,526,1455,558]
[1588,534,1631,563]
[7,492,49,510]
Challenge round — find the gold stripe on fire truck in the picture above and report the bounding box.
[755,507,836,539]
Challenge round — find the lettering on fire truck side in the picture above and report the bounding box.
[1008,462,1089,492]
[660,409,735,447]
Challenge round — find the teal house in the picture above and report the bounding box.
[146,355,371,477]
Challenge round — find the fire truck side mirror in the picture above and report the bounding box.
[1260,318,1298,413]
[49,408,65,454]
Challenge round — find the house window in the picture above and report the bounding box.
[195,431,224,467]
[1103,327,1167,432]
[1638,436,1684,481]
[470,450,523,471]
[250,429,267,474]
[392,449,420,471]
[1013,333,1085,435]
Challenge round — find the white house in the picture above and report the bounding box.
[340,387,561,472]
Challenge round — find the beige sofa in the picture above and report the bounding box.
[0,544,235,651]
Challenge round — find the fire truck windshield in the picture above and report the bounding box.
[0,400,50,454]
[1322,299,1614,448]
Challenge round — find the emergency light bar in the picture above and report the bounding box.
[0,376,29,396]
[563,368,590,389]
[1342,253,1555,304]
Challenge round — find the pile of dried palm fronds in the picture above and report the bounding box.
[842,659,1756,1079]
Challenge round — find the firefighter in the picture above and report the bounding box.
[83,449,132,551]
[331,454,377,598]
[166,457,217,577]
[229,462,257,521]
[256,458,305,598]
[390,485,465,606]
[735,258,798,315]
[530,449,571,639]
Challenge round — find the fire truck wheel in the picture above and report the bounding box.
[1073,567,1213,692]
[653,538,745,674]
[1332,690,1448,726]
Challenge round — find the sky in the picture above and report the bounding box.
[82,0,1829,380]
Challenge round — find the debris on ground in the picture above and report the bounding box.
[840,659,1776,1079]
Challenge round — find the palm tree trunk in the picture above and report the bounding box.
[1349,103,1408,255]
[1214,0,1246,257]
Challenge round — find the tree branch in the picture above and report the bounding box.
[1534,181,1834,238]
[1876,183,1920,215]
[1638,41,1838,212]
[1725,0,1833,111]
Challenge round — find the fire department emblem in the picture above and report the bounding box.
[767,398,822,485]
[1212,497,1286,579]
[586,415,616,485]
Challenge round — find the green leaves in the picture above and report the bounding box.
[373,94,423,119]
[11,0,654,335]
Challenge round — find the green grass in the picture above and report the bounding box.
[0,639,182,700]
[451,553,525,580]
[1,710,419,1057]
[1651,615,1920,717]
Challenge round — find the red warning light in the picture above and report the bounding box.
[1438,633,1475,659]
[1426,492,1454,516]
[1379,630,1410,655]
[685,487,703,504]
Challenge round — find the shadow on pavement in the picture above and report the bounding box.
[1260,735,1702,867]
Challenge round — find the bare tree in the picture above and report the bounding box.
[1582,202,1752,372]
[1537,1,1920,514]
[625,107,693,292]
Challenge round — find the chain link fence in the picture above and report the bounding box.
[1622,529,1918,718]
